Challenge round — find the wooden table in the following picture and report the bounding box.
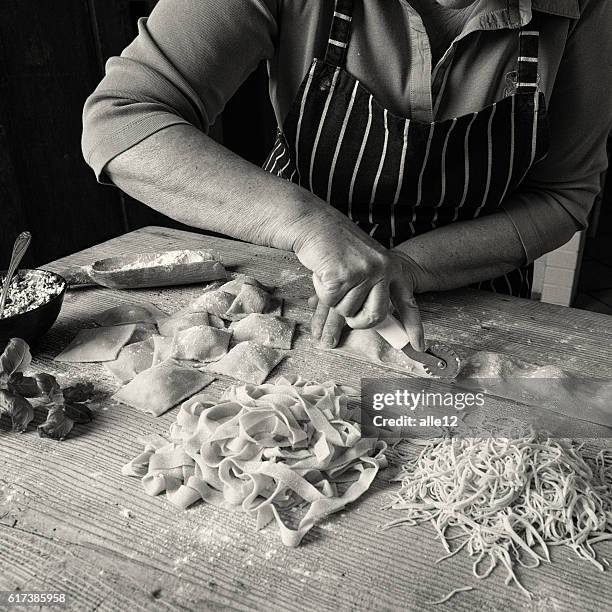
[1,226,611,612]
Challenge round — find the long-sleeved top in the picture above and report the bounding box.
[82,0,612,263]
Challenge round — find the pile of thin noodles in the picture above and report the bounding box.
[386,433,612,598]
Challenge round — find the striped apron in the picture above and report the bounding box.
[263,0,550,297]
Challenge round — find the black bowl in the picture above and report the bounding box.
[0,269,67,351]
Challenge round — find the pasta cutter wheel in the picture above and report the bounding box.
[400,342,461,379]
[374,315,461,380]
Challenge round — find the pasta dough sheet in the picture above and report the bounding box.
[113,359,215,416]
[170,325,232,363]
[105,338,155,384]
[94,302,168,327]
[457,351,612,428]
[55,324,137,363]
[122,376,387,546]
[336,328,426,375]
[230,314,295,349]
[334,330,612,427]
[205,341,286,384]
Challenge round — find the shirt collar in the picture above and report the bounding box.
[467,0,579,32]
[435,0,580,56]
[400,0,580,75]
[401,1,580,35]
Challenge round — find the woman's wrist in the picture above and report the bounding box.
[391,245,429,294]
[282,196,339,255]
[231,178,327,252]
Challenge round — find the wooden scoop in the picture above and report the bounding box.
[61,249,227,290]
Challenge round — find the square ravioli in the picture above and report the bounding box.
[205,341,285,385]
[217,274,265,295]
[171,325,232,362]
[224,284,283,321]
[105,338,155,384]
[230,314,295,349]
[184,289,235,318]
[113,359,215,416]
[152,335,174,366]
[158,311,220,337]
[181,276,281,321]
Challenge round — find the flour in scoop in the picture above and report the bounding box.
[116,250,219,271]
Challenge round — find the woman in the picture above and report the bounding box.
[82,0,612,350]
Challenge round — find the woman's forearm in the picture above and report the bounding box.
[104,123,340,251]
[105,125,525,296]
[393,211,527,293]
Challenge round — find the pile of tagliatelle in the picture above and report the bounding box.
[385,432,612,599]
[123,376,387,546]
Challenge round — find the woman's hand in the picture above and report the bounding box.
[292,208,425,351]
[308,295,346,348]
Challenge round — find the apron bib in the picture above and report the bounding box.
[263,0,550,298]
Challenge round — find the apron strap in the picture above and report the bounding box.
[324,0,355,66]
[516,13,541,93]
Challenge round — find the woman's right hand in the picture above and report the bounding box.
[291,208,425,351]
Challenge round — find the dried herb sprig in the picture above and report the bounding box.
[0,338,94,439]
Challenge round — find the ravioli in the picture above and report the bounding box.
[170,325,232,363]
[217,274,265,295]
[184,290,235,318]
[206,341,285,384]
[158,311,216,337]
[224,284,283,321]
[152,335,174,366]
[105,338,155,384]
[112,359,215,416]
[230,314,295,349]
[179,275,282,322]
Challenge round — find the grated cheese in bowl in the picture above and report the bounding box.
[0,270,64,320]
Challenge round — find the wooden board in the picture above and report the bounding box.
[1,226,611,612]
